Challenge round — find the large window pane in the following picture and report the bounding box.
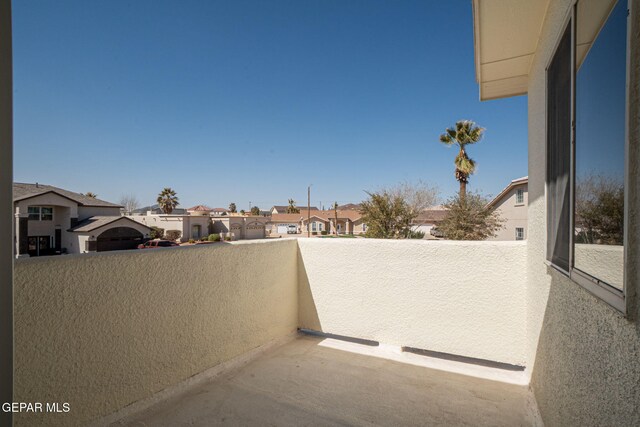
[574,0,626,290]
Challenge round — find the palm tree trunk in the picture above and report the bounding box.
[460,181,466,201]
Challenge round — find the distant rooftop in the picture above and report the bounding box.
[13,182,121,208]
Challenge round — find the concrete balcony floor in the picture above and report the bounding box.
[116,335,539,426]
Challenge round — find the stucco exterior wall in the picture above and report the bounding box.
[13,240,299,426]
[128,214,211,242]
[297,239,528,366]
[488,184,528,241]
[526,0,640,425]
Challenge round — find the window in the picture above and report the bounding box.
[311,222,317,232]
[546,0,629,312]
[27,206,53,221]
[318,222,323,231]
[362,223,367,232]
[515,189,524,205]
[516,227,525,241]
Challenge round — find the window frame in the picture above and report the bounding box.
[27,206,53,221]
[515,189,524,205]
[544,0,631,314]
[516,227,525,241]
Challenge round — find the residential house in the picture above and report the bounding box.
[210,207,229,216]
[487,177,528,241]
[270,205,318,215]
[13,183,151,256]
[128,207,267,241]
[269,209,366,235]
[411,206,448,237]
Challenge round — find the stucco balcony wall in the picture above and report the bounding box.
[14,238,529,426]
[298,239,528,366]
[13,240,299,427]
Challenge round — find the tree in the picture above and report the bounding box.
[156,188,179,214]
[438,120,485,199]
[250,206,260,215]
[575,175,624,245]
[333,202,339,235]
[84,192,98,198]
[229,203,237,213]
[286,198,300,214]
[360,182,439,239]
[149,226,164,239]
[165,230,181,241]
[119,194,139,215]
[385,180,439,220]
[438,192,504,240]
[240,209,246,215]
[359,191,411,239]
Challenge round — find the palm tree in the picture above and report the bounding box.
[229,202,237,213]
[439,120,485,199]
[286,198,300,214]
[157,188,179,214]
[84,192,98,198]
[333,202,339,235]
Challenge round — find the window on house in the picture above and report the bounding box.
[28,206,53,221]
[515,189,524,205]
[546,0,628,312]
[312,222,317,232]
[515,227,525,241]
[318,223,322,231]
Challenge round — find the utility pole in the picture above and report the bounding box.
[307,185,311,238]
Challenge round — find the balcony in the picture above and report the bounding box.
[13,238,540,426]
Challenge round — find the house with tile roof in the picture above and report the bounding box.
[269,209,366,235]
[13,183,151,256]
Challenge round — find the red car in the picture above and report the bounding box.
[138,240,179,249]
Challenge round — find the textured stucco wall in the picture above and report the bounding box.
[13,239,298,426]
[298,239,528,366]
[527,0,640,425]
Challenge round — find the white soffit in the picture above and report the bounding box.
[473,0,550,100]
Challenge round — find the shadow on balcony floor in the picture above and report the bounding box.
[116,335,538,426]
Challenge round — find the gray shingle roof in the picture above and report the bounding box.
[69,216,150,232]
[13,183,122,208]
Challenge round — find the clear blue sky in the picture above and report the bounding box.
[13,0,527,210]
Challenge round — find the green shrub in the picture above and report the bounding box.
[321,230,328,235]
[188,239,195,244]
[312,231,318,235]
[208,233,221,242]
[165,230,182,241]
[150,226,164,239]
[224,236,231,241]
[408,230,425,239]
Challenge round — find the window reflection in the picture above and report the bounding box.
[574,0,626,290]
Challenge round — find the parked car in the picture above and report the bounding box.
[138,240,179,249]
[287,225,298,234]
[430,227,445,238]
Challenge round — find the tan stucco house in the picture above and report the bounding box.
[128,207,267,241]
[487,176,528,241]
[269,209,366,235]
[13,183,151,256]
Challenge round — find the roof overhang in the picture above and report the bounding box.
[472,0,550,101]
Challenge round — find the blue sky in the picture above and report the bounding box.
[13,0,527,210]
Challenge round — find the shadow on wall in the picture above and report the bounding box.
[297,249,321,331]
[530,268,640,426]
